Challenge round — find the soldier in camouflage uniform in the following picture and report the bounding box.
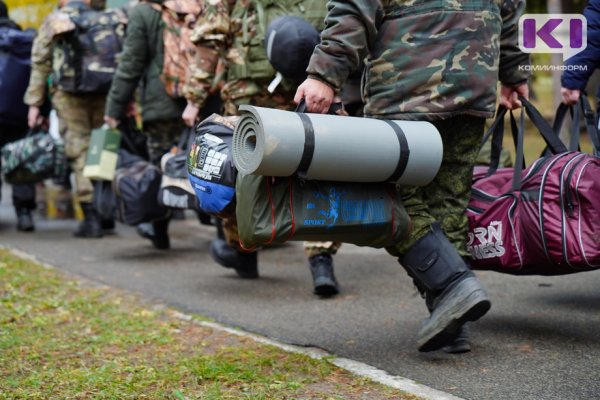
[182,0,344,296]
[295,0,530,352]
[24,0,125,238]
[104,0,189,250]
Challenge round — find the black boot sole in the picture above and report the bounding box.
[313,277,339,297]
[418,297,490,352]
[418,277,491,352]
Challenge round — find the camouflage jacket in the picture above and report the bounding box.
[306,0,531,121]
[184,0,327,115]
[23,2,89,106]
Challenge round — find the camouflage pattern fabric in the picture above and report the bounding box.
[306,0,531,121]
[24,2,126,105]
[0,131,66,184]
[385,116,486,257]
[52,90,106,203]
[24,10,58,107]
[152,0,203,98]
[143,118,187,166]
[183,0,232,108]
[186,0,340,255]
[183,0,328,110]
[304,241,341,258]
[51,7,127,94]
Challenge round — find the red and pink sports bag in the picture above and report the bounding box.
[467,97,600,275]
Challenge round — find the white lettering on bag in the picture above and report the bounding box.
[467,221,506,260]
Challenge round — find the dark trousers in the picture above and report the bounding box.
[0,124,37,211]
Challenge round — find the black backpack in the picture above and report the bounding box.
[0,27,35,126]
[52,8,126,94]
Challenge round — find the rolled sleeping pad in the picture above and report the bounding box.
[232,105,443,186]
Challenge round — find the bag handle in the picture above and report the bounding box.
[553,102,581,151]
[510,109,526,191]
[295,99,344,115]
[520,96,568,154]
[484,106,522,177]
[26,125,47,138]
[484,97,568,178]
[548,94,600,156]
[176,126,195,152]
[294,99,345,178]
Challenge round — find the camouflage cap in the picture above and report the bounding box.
[264,15,320,80]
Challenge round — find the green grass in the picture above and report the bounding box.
[0,249,419,400]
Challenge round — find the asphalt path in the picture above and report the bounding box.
[1,192,599,400]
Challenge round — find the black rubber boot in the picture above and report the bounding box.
[101,218,115,232]
[16,208,34,232]
[209,238,259,279]
[413,279,472,354]
[399,223,490,352]
[136,222,155,240]
[150,217,170,250]
[309,254,339,296]
[442,324,471,354]
[73,203,103,238]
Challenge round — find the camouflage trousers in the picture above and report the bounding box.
[52,91,105,203]
[385,115,485,258]
[143,118,187,166]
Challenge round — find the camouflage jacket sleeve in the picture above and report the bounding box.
[183,0,232,108]
[498,0,530,85]
[24,21,54,107]
[105,4,152,119]
[305,0,382,92]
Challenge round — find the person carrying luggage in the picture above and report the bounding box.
[294,0,531,352]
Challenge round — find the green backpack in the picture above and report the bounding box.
[227,0,327,82]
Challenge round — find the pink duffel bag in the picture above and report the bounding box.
[467,97,600,275]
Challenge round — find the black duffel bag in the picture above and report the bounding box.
[113,150,168,226]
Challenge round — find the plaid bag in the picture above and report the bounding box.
[1,130,66,184]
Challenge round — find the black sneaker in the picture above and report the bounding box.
[309,254,339,296]
[16,209,34,232]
